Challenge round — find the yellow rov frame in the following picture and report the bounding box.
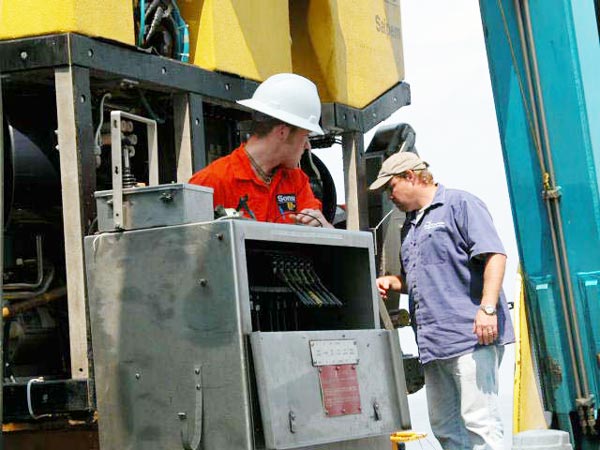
[0,0,134,45]
[0,1,414,448]
[0,0,404,108]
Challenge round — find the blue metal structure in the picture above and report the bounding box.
[479,0,600,447]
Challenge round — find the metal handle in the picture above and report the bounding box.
[180,366,203,450]
[110,110,158,229]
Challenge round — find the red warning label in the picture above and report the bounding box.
[318,364,361,417]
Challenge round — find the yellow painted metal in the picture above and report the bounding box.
[513,273,548,432]
[0,0,134,44]
[179,0,292,82]
[290,0,405,109]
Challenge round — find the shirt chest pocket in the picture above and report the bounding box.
[419,228,449,265]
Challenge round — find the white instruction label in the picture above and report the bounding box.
[310,340,359,366]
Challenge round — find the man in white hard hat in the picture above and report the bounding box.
[189,73,332,227]
[372,152,514,450]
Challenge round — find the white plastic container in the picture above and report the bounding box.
[512,430,573,450]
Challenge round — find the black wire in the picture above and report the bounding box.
[137,89,165,124]
[274,210,324,227]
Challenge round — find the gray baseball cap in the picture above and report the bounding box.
[369,152,429,191]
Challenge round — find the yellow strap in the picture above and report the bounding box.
[390,431,428,442]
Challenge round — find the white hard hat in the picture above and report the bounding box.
[237,73,324,135]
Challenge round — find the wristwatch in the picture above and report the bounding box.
[480,304,497,315]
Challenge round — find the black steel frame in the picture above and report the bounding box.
[0,32,410,422]
[0,33,410,133]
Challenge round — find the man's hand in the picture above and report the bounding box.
[473,252,505,345]
[473,309,498,345]
[290,208,333,228]
[376,275,402,300]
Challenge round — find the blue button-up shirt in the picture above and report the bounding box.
[401,184,515,364]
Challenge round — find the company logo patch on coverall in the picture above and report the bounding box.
[277,194,297,214]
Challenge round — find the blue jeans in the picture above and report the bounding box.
[424,345,505,450]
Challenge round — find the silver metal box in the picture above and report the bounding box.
[84,220,411,450]
[94,183,213,231]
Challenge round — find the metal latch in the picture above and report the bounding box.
[288,411,296,433]
[160,191,174,203]
[373,402,381,421]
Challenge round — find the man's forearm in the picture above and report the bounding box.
[376,274,403,296]
[481,253,506,306]
[389,275,403,292]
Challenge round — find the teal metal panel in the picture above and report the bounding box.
[525,276,575,413]
[567,1,600,216]
[478,0,553,275]
[524,0,600,271]
[479,0,600,446]
[576,272,600,397]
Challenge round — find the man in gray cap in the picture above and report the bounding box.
[371,152,514,450]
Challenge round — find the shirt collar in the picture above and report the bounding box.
[231,143,285,184]
[230,144,255,181]
[430,183,446,207]
[407,183,445,223]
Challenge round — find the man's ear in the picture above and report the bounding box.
[274,123,290,141]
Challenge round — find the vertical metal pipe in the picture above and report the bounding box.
[173,93,194,181]
[54,65,94,381]
[342,132,368,231]
[521,0,557,181]
[173,95,202,175]
[513,0,544,171]
[0,73,5,450]
[188,93,206,173]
